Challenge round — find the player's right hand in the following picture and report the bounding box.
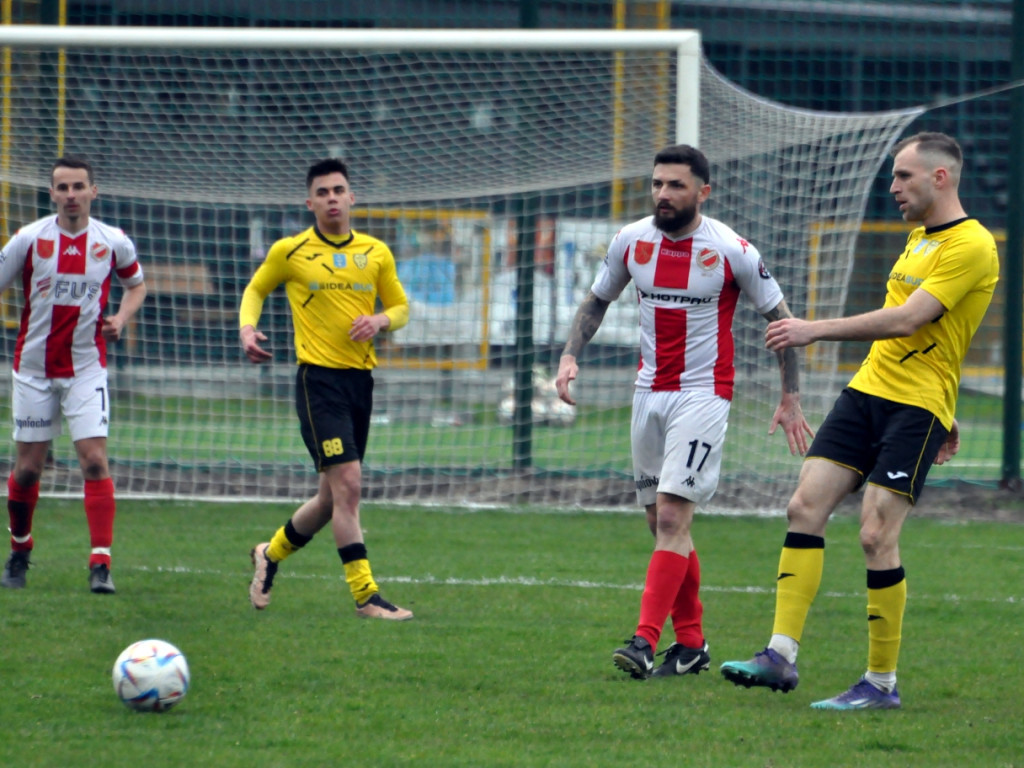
[555,354,578,406]
[934,418,960,465]
[240,325,273,364]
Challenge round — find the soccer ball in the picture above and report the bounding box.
[112,639,190,712]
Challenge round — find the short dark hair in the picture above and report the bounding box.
[306,158,350,189]
[654,144,710,185]
[891,131,962,164]
[892,131,963,184]
[51,156,94,185]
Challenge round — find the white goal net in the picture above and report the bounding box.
[0,27,922,509]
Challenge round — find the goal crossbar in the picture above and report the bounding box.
[0,25,700,52]
[1,26,700,147]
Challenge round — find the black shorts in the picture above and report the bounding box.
[295,364,374,471]
[807,387,949,504]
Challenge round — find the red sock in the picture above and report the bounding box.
[670,549,704,648]
[7,474,39,552]
[636,549,689,651]
[84,478,116,568]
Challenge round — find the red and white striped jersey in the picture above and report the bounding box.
[591,214,782,400]
[0,215,144,377]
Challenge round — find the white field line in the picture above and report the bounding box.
[915,543,1024,550]
[129,565,1024,605]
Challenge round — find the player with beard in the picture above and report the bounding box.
[555,144,813,680]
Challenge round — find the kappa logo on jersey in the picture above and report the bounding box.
[90,243,109,261]
[697,247,720,272]
[63,244,83,257]
[633,241,654,265]
[37,239,55,259]
[737,237,750,253]
[333,253,347,268]
[758,259,772,280]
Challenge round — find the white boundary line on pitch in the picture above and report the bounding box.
[129,565,1024,605]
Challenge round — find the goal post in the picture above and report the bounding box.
[0,26,922,509]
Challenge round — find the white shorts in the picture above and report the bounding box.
[11,368,111,443]
[631,389,730,507]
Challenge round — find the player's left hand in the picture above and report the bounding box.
[768,394,815,456]
[101,315,126,341]
[349,314,387,342]
[934,419,960,465]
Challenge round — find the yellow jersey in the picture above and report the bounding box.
[239,225,409,369]
[848,217,998,430]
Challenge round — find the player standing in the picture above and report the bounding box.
[0,156,147,593]
[556,144,812,679]
[720,132,998,709]
[240,158,414,620]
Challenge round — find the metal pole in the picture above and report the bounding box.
[510,0,539,473]
[36,0,62,218]
[519,0,539,29]
[1,0,13,245]
[1002,0,1024,490]
[512,195,536,472]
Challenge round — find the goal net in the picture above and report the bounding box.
[0,27,922,509]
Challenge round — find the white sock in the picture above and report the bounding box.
[768,634,799,664]
[864,670,897,693]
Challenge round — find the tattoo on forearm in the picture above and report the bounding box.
[765,299,798,394]
[779,348,800,394]
[762,299,793,323]
[563,293,610,358]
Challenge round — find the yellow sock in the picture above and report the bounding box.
[867,567,906,673]
[266,526,302,562]
[772,532,825,642]
[343,558,379,604]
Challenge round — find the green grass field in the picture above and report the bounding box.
[1,499,1022,767]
